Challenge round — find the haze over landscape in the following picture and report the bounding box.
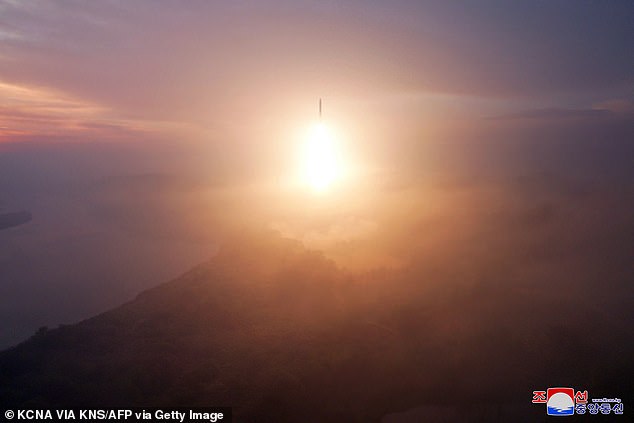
[0,1,633,421]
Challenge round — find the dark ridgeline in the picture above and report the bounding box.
[0,210,32,231]
[0,232,631,422]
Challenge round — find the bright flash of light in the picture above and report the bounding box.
[301,122,342,192]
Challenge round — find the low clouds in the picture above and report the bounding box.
[271,215,378,249]
[0,210,31,231]
[489,107,614,121]
[593,99,634,114]
[0,80,165,143]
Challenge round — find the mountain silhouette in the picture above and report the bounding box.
[1,232,631,422]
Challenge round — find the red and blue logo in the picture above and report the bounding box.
[546,387,575,415]
[532,387,623,416]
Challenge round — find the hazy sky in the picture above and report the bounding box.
[0,1,632,151]
[0,1,633,349]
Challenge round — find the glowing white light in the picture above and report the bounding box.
[301,122,342,192]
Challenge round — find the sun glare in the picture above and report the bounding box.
[301,122,342,192]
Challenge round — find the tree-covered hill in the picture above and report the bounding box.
[1,233,631,422]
